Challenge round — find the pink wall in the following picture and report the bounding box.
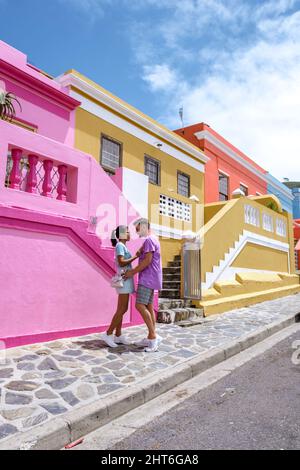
[294,220,300,269]
[0,117,145,348]
[0,214,144,347]
[0,40,79,146]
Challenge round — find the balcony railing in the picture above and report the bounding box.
[5,148,72,202]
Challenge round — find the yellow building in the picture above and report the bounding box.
[57,71,300,316]
[198,193,300,315]
[57,70,208,267]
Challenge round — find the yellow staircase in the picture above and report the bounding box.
[200,272,300,316]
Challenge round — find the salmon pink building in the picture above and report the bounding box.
[174,123,268,203]
[294,220,300,271]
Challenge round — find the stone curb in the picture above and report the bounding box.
[0,311,299,450]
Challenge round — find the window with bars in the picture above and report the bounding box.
[263,213,274,232]
[276,218,287,237]
[240,184,248,196]
[219,173,229,201]
[177,171,190,198]
[144,156,160,185]
[101,136,121,173]
[159,194,191,222]
[244,204,260,227]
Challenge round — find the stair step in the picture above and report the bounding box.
[163,267,181,275]
[163,274,181,281]
[158,298,193,310]
[163,281,181,289]
[159,289,181,298]
[174,255,181,262]
[167,261,181,268]
[157,307,204,324]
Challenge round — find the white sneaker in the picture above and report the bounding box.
[135,337,150,347]
[114,335,131,345]
[156,334,163,345]
[102,332,118,348]
[144,339,159,353]
[136,335,162,347]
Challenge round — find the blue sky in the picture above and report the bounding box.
[1,0,300,180]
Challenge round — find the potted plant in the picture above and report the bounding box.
[0,81,22,121]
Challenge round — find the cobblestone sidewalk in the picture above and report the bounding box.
[1,293,300,443]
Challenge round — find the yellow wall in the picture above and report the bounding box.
[159,238,183,267]
[231,243,289,272]
[74,106,204,266]
[200,196,293,281]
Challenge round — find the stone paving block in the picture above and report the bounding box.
[0,293,299,448]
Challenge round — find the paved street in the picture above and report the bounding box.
[110,330,300,450]
[0,293,300,445]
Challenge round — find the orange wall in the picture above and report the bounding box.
[175,123,268,204]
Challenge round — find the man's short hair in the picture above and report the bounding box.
[133,218,150,229]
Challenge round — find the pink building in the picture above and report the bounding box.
[0,41,144,348]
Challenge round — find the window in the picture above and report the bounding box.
[240,184,248,196]
[101,136,121,173]
[219,173,229,201]
[244,204,260,227]
[263,213,274,232]
[145,156,160,185]
[177,172,190,198]
[276,218,287,237]
[160,194,191,222]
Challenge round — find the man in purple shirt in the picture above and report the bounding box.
[124,218,162,352]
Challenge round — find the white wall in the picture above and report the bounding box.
[122,167,149,219]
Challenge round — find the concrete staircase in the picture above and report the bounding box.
[200,272,300,316]
[158,255,204,325]
[159,255,182,299]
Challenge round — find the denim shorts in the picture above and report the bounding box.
[136,284,154,305]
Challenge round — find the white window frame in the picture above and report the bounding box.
[244,204,260,227]
[262,213,274,232]
[276,218,287,237]
[159,194,191,222]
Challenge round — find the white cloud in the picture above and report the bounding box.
[136,1,300,181]
[142,64,178,91]
[57,0,300,179]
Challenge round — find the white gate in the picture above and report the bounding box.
[183,240,201,300]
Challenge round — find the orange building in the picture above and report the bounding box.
[174,122,268,203]
[294,220,300,271]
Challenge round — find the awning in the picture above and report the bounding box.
[295,239,300,251]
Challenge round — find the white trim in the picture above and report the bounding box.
[203,230,290,290]
[218,169,230,177]
[195,130,294,201]
[240,181,249,188]
[195,129,266,182]
[57,73,209,166]
[69,90,205,173]
[151,223,196,240]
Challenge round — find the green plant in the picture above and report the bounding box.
[266,201,278,212]
[0,88,22,121]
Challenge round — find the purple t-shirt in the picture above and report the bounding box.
[138,235,162,290]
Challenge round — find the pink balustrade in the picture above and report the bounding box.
[5,149,71,201]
